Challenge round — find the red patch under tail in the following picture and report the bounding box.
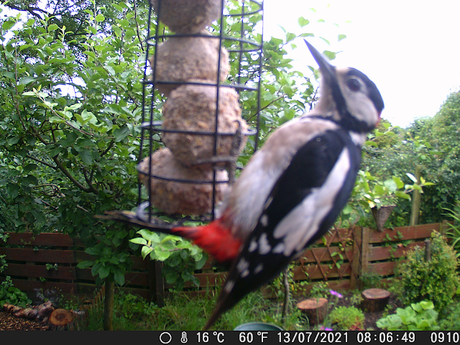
[173,220,241,264]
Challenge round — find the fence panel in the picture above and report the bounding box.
[0,222,447,301]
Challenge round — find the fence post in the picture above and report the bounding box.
[425,238,432,262]
[410,165,422,226]
[440,219,449,235]
[350,226,361,289]
[148,261,164,307]
[361,227,370,277]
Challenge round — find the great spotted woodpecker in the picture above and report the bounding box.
[168,40,384,329]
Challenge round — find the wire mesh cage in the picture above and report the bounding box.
[123,0,264,231]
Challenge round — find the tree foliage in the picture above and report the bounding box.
[406,90,460,223]
[0,2,147,284]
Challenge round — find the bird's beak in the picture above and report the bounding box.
[305,40,347,114]
[304,40,336,83]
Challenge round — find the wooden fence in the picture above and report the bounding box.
[0,222,450,303]
[0,233,161,302]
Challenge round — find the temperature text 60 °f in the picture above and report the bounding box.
[238,332,270,343]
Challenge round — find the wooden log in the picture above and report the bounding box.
[49,308,74,326]
[4,301,54,321]
[3,303,22,314]
[36,300,54,321]
[296,298,328,326]
[361,288,390,312]
[14,307,38,320]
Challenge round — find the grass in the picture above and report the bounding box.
[71,289,309,331]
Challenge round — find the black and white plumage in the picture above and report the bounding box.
[200,41,384,329]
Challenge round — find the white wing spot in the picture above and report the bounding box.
[254,263,263,274]
[273,243,285,254]
[258,233,271,255]
[248,239,258,252]
[237,259,249,273]
[241,269,250,278]
[224,279,235,293]
[260,214,269,227]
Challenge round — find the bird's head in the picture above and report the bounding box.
[305,40,384,133]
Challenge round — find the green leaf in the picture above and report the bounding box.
[2,20,16,31]
[154,247,171,261]
[67,103,83,111]
[113,126,130,142]
[298,17,309,27]
[419,300,434,310]
[395,191,410,200]
[374,184,386,196]
[137,230,160,243]
[49,116,64,123]
[323,50,336,60]
[95,14,105,22]
[167,254,182,267]
[113,25,122,37]
[338,34,347,41]
[161,235,181,243]
[18,77,36,85]
[384,179,398,192]
[8,136,20,145]
[129,237,147,245]
[114,271,125,286]
[141,246,153,259]
[392,176,405,189]
[81,110,97,125]
[77,261,93,269]
[48,24,58,31]
[79,150,93,165]
[286,32,296,43]
[98,265,110,279]
[85,247,101,256]
[7,184,19,199]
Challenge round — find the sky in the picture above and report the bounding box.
[263,0,460,128]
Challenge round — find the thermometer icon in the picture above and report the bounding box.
[181,331,188,343]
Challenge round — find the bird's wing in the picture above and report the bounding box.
[204,127,361,329]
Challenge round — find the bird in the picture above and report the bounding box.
[155,40,384,329]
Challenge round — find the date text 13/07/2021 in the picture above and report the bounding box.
[160,331,460,345]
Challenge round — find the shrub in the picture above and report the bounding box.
[0,255,31,307]
[397,231,459,312]
[438,300,460,330]
[328,306,364,330]
[376,300,439,330]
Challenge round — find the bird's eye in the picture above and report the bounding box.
[347,78,361,92]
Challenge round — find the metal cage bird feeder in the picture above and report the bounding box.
[107,0,264,231]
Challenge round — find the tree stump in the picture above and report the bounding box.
[49,309,74,327]
[296,298,328,325]
[361,288,390,312]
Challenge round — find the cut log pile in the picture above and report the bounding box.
[2,301,81,329]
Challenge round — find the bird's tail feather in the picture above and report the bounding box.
[173,220,241,264]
